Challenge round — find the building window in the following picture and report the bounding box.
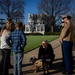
[30,26,32,31]
[37,26,40,31]
[26,27,29,31]
[41,26,44,31]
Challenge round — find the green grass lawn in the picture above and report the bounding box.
[0,35,59,54]
[24,35,59,52]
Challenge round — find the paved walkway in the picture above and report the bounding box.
[1,38,75,75]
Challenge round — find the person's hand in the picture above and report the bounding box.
[59,38,62,43]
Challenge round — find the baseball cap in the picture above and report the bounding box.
[61,14,71,20]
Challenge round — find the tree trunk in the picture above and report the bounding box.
[50,25,54,32]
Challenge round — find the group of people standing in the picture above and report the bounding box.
[0,18,26,75]
[0,14,74,75]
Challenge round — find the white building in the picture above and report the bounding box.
[24,12,49,35]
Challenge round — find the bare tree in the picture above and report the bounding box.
[37,0,71,32]
[70,0,75,27]
[0,0,26,22]
[71,13,75,26]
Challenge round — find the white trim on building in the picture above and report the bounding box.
[24,12,47,35]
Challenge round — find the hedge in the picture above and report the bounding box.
[25,33,43,35]
[44,32,60,35]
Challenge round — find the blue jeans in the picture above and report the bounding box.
[62,41,73,73]
[13,52,24,75]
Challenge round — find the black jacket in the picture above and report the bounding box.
[38,44,54,59]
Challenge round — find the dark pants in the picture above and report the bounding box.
[61,44,65,68]
[62,41,73,73]
[42,54,55,74]
[0,49,11,75]
[42,54,55,65]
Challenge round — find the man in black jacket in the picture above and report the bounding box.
[38,40,55,68]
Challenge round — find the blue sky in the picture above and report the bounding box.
[25,0,40,24]
[0,0,40,24]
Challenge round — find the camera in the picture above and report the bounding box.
[61,20,64,23]
[61,21,64,23]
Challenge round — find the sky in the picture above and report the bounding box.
[0,0,40,24]
[25,0,40,24]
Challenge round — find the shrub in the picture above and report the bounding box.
[44,32,60,35]
[25,33,43,35]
